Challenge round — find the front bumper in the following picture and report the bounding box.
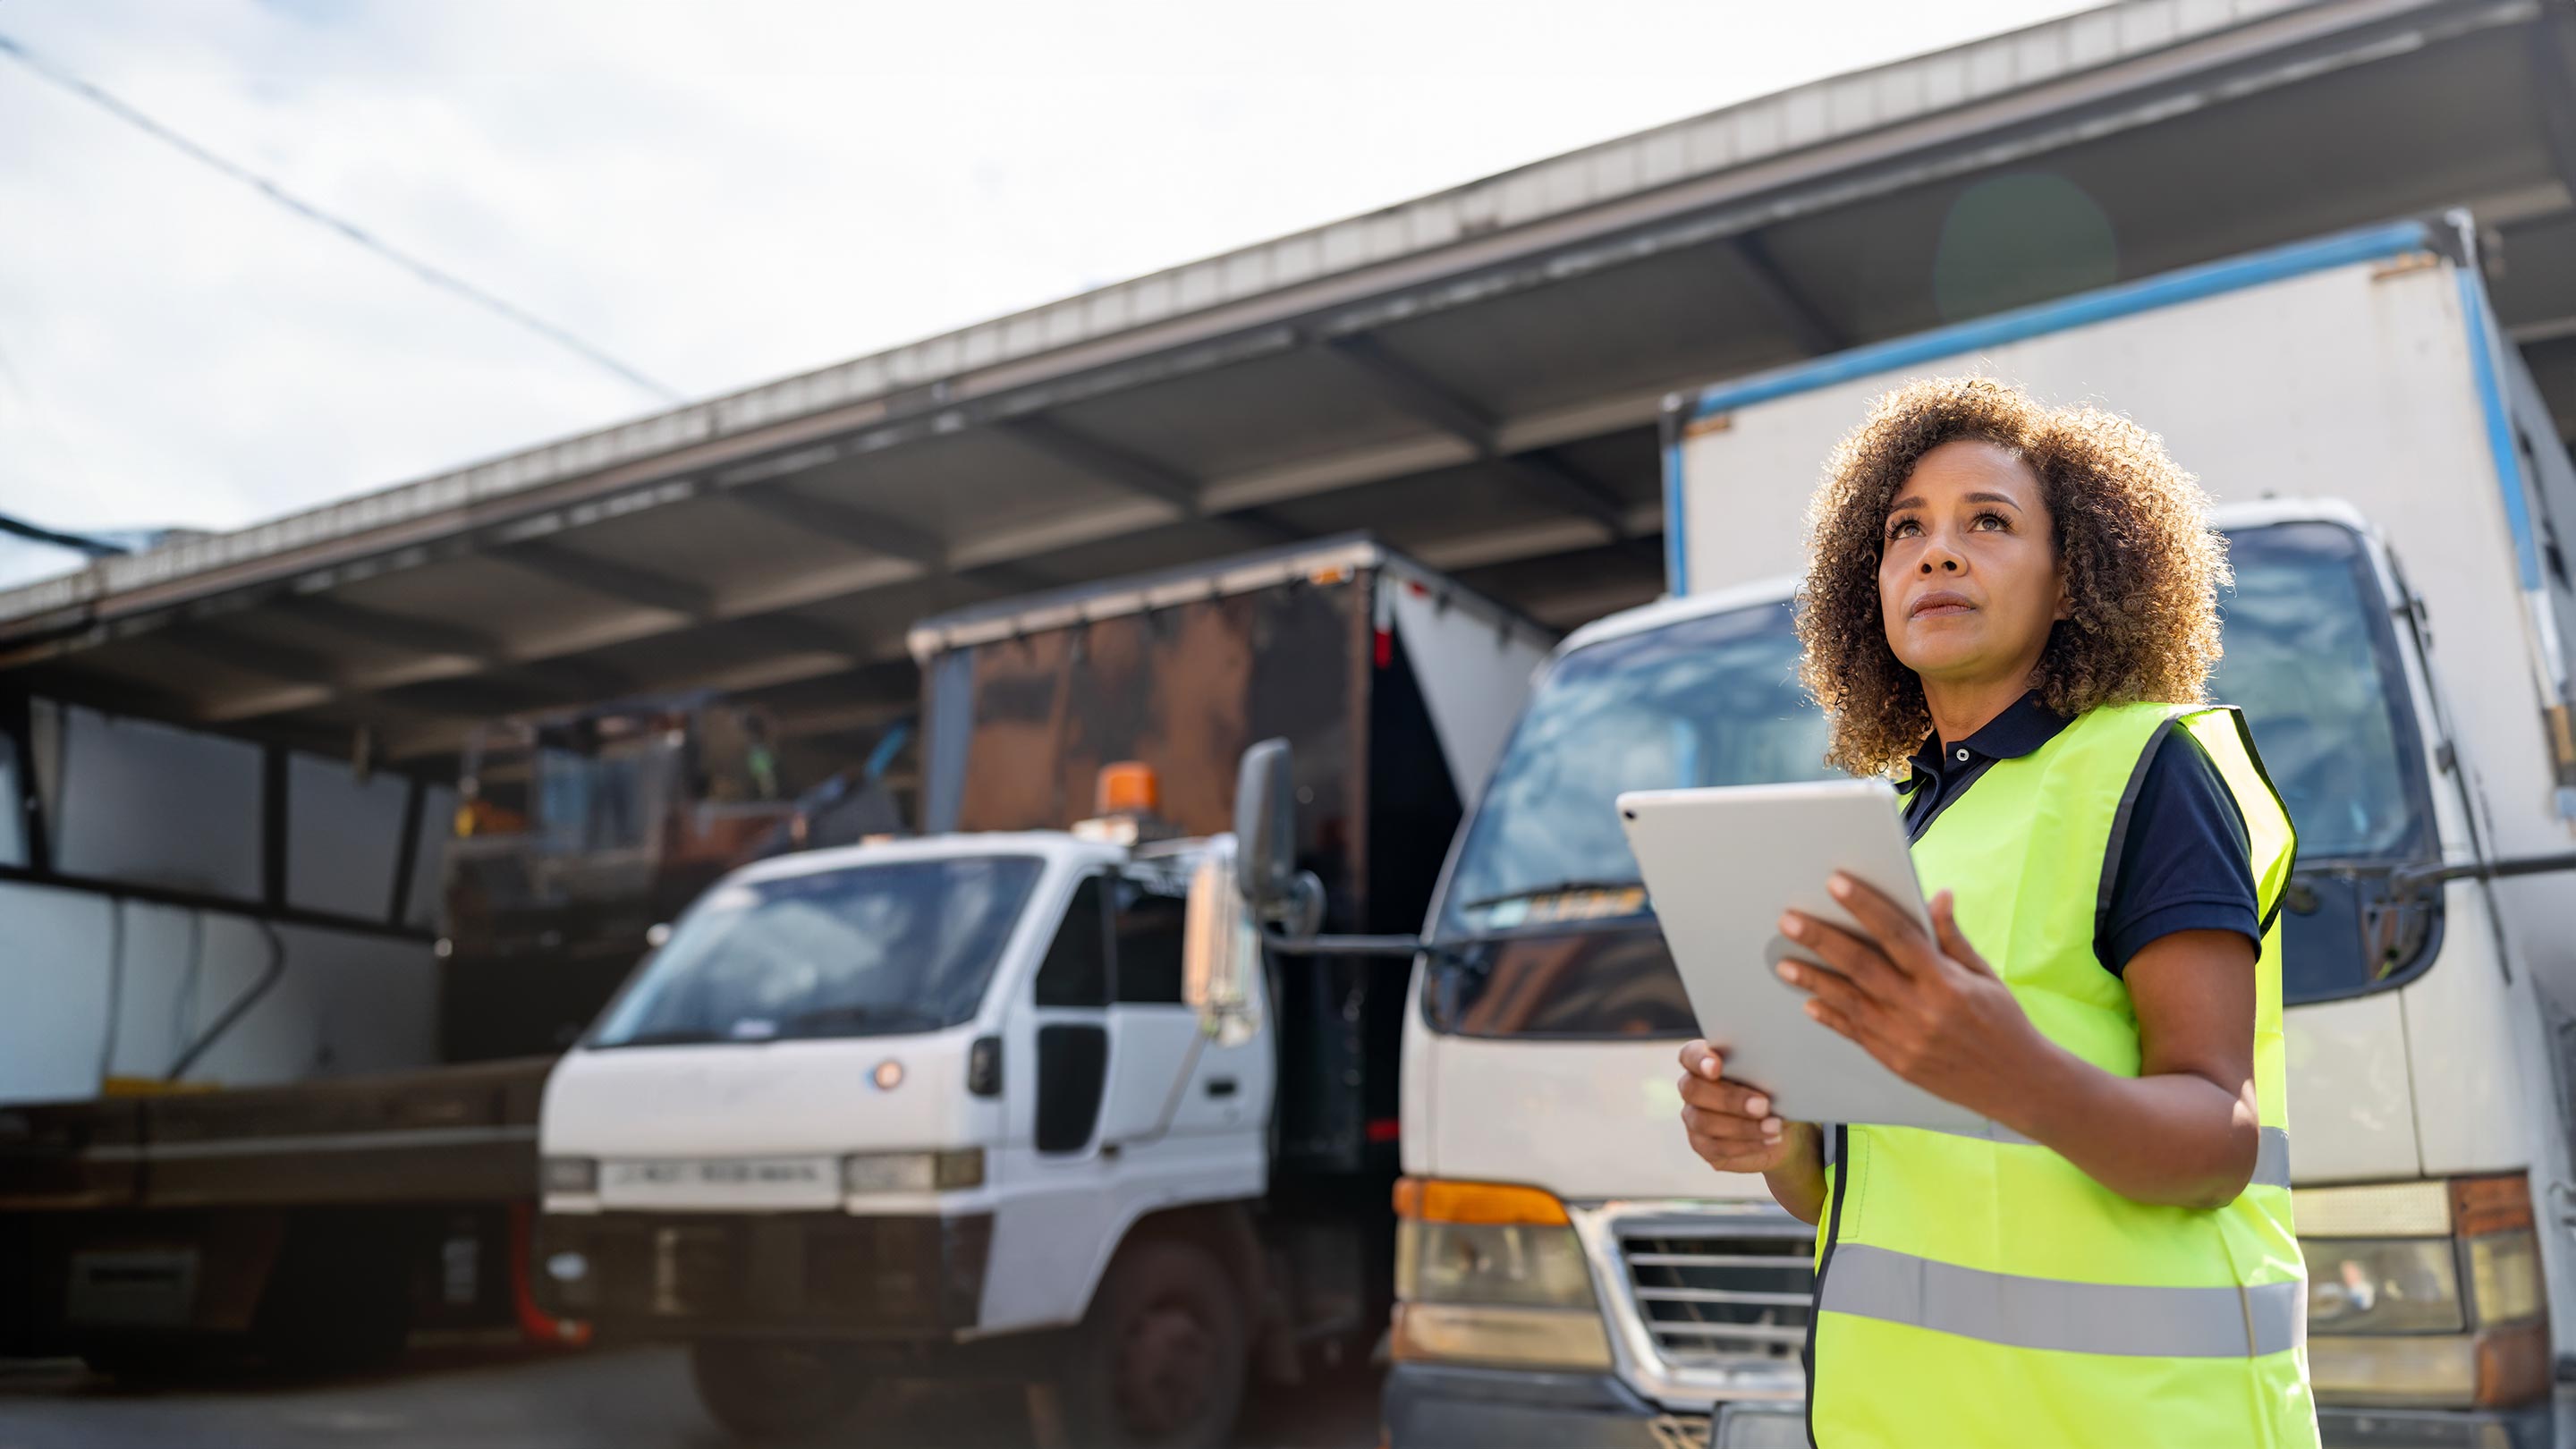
[1386,1364,2559,1449]
[533,1211,992,1338]
[1382,1363,1807,1449]
[2316,1404,2555,1449]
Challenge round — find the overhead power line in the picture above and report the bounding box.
[0,510,131,556]
[0,32,684,404]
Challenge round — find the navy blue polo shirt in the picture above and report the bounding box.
[1900,692,2260,975]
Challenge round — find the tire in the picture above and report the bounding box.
[1063,1237,1248,1449]
[690,1339,887,1445]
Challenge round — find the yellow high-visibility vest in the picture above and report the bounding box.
[1808,701,2317,1447]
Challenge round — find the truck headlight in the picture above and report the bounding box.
[541,1157,597,1194]
[2300,1174,2551,1410]
[842,1149,984,1195]
[2304,1238,2464,1335]
[1392,1178,1610,1370]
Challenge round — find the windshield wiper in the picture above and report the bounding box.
[775,1004,945,1036]
[595,1028,724,1048]
[1462,877,1645,912]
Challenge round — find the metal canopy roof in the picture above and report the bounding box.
[4,0,2572,769]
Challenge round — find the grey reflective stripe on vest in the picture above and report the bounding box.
[1911,1123,2292,1191]
[2252,1127,2291,1191]
[1818,1243,2307,1358]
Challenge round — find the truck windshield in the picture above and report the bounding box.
[588,855,1043,1047]
[1428,520,2433,1035]
[1436,598,1833,941]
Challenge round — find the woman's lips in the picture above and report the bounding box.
[1909,590,1975,618]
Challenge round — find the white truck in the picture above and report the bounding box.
[1365,215,2576,1448]
[530,539,1548,1445]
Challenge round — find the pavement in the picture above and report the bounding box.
[0,1345,1383,1449]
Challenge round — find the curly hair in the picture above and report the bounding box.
[1796,376,2229,776]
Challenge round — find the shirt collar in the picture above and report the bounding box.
[1906,690,2072,781]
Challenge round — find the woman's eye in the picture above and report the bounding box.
[1886,519,1920,540]
[1970,512,2009,531]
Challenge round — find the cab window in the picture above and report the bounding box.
[1034,876,1110,1008]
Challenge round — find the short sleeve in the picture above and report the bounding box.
[2097,726,2262,976]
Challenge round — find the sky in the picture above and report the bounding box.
[0,0,2097,588]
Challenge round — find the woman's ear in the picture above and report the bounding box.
[2052,561,2074,622]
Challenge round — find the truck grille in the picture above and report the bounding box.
[1616,1227,1816,1367]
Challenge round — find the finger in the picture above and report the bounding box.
[1681,1105,1781,1145]
[1677,1039,1725,1081]
[1677,1073,1773,1120]
[1779,957,1878,1027]
[1685,1114,1787,1156]
[1782,911,1905,998]
[1687,1134,1784,1171]
[1928,890,1996,977]
[1828,872,1938,972]
[1803,996,1865,1044]
[1686,1135,1784,1173]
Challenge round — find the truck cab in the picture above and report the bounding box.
[537,803,1279,1445]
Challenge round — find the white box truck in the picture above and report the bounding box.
[530,538,1548,1445]
[1358,215,2576,1448]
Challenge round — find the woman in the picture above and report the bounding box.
[1676,377,2314,1446]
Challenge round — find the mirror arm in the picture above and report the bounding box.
[2390,849,2576,900]
[1262,931,1425,959]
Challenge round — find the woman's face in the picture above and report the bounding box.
[1876,438,2068,691]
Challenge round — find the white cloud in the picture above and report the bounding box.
[0,0,2091,586]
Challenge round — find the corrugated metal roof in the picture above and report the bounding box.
[0,0,2343,629]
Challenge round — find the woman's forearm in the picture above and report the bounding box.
[2004,1037,2259,1208]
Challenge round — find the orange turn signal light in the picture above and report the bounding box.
[1393,1177,1569,1226]
[2450,1174,2534,1237]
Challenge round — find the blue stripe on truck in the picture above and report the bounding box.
[1661,426,1690,596]
[2454,263,2544,594]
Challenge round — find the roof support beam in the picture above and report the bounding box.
[496,541,713,619]
[281,592,637,703]
[177,624,343,685]
[726,614,867,660]
[278,594,504,661]
[721,486,945,570]
[1002,416,1302,547]
[1321,335,1637,538]
[1725,231,1847,357]
[999,416,1204,511]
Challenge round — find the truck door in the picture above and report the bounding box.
[981,865,1270,1334]
[1094,871,1206,1148]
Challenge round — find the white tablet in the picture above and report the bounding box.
[1616,778,1988,1132]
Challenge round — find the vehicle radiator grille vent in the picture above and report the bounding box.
[1617,1229,1816,1366]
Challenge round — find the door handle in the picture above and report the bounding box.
[1205,1077,1239,1098]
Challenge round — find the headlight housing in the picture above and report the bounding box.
[1391,1178,1610,1370]
[841,1148,984,1195]
[541,1157,597,1195]
[2299,1174,2550,1410]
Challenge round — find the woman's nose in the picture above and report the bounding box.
[1918,553,1962,573]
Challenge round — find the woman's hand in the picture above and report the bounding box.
[1677,1039,1826,1224]
[1776,874,2050,1129]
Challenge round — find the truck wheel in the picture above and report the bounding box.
[689,1340,884,1445]
[1064,1237,1247,1449]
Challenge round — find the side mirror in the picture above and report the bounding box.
[1233,739,1297,912]
[1184,851,1260,1046]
